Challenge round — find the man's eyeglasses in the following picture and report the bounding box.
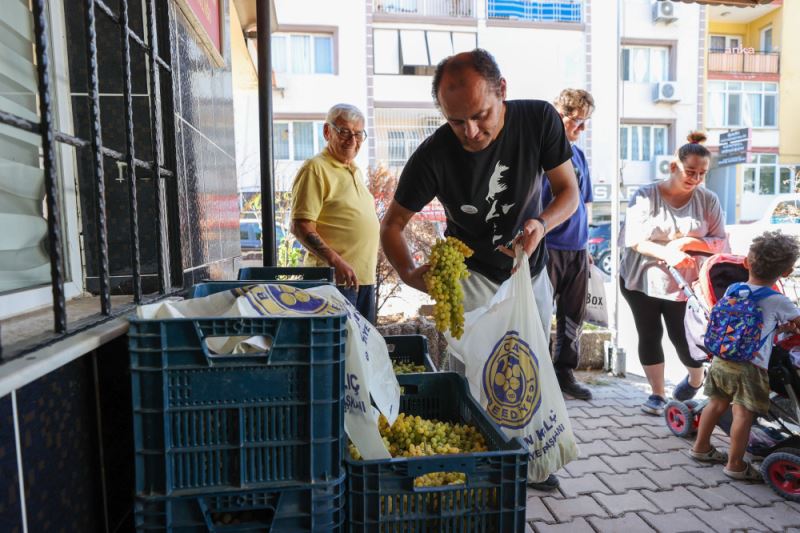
[328,123,368,142]
[566,115,589,127]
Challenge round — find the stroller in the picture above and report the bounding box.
[662,253,800,501]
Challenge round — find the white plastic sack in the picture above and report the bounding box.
[585,264,608,327]
[684,295,711,362]
[446,248,579,482]
[137,283,399,461]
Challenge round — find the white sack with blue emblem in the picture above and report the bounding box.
[136,283,399,461]
[446,248,579,482]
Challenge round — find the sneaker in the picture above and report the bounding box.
[528,474,560,492]
[557,370,593,400]
[673,374,703,401]
[641,394,666,415]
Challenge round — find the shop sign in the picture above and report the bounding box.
[717,154,748,167]
[176,0,225,67]
[719,128,749,144]
[591,184,646,202]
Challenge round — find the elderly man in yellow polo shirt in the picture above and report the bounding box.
[290,103,380,323]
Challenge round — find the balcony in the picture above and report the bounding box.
[374,0,476,18]
[488,0,582,23]
[708,50,780,75]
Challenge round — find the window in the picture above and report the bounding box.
[761,26,773,53]
[375,109,445,170]
[621,46,669,82]
[619,125,669,162]
[373,29,477,75]
[743,155,799,196]
[273,121,327,161]
[708,81,778,128]
[272,33,334,74]
[0,2,71,294]
[709,35,742,52]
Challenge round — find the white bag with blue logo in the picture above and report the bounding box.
[446,248,579,482]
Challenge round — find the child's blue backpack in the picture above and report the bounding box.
[704,283,777,362]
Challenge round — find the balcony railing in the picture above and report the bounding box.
[374,0,476,18]
[488,0,582,23]
[708,50,780,75]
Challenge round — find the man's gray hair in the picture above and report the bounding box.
[326,103,365,124]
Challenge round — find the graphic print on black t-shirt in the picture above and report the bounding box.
[485,161,515,247]
[394,100,573,283]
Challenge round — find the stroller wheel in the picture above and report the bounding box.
[665,400,695,438]
[762,449,800,501]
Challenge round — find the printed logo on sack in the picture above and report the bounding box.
[482,330,541,429]
[233,284,343,316]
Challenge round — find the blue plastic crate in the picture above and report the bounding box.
[130,282,347,496]
[346,373,528,533]
[134,475,345,532]
[238,267,334,283]
[384,334,436,372]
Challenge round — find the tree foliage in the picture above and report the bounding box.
[367,164,440,314]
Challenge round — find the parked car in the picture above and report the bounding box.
[240,220,301,251]
[588,222,612,275]
[726,194,800,257]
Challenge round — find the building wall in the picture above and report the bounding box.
[618,0,702,188]
[0,1,243,530]
[272,0,369,171]
[744,9,780,50]
[482,26,585,102]
[170,1,241,285]
[590,0,618,189]
[779,1,800,163]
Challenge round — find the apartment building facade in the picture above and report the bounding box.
[702,0,800,222]
[262,0,593,223]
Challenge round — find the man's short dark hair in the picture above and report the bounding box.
[431,49,503,107]
[748,231,800,281]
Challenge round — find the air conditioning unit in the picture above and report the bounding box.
[652,1,677,24]
[653,155,673,180]
[653,81,680,103]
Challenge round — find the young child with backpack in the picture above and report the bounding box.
[690,231,800,481]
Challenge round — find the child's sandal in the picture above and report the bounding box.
[689,445,728,464]
[723,463,762,482]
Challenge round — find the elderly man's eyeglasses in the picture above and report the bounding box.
[328,123,368,142]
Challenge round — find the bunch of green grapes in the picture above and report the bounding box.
[392,361,427,374]
[349,413,488,488]
[424,237,474,339]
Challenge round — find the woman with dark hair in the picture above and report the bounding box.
[620,132,729,415]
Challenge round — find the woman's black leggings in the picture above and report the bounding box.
[619,280,703,369]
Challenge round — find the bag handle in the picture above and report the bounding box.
[403,455,477,492]
[193,318,278,365]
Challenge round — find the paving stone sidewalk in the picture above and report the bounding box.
[525,372,800,533]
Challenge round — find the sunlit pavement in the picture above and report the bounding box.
[528,371,800,533]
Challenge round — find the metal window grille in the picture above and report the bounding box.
[0,0,179,360]
[487,0,583,23]
[374,108,443,174]
[374,0,476,18]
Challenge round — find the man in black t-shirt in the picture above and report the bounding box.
[380,49,580,491]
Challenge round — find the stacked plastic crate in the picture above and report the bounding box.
[131,267,530,532]
[129,272,347,532]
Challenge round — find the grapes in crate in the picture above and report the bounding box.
[348,413,488,487]
[392,361,427,374]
